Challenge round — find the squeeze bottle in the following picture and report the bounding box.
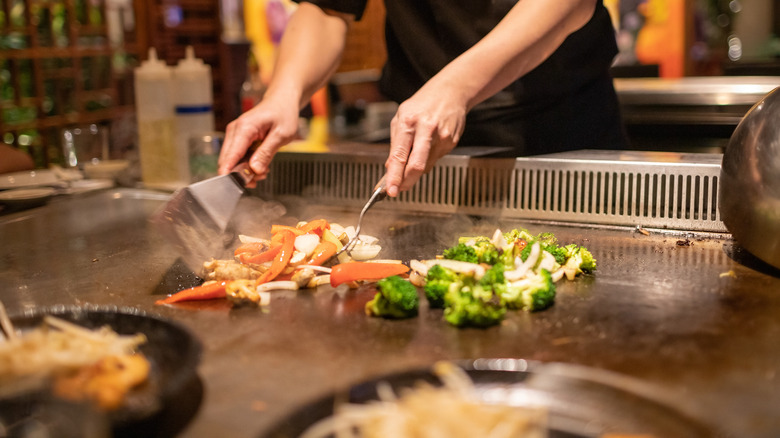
[134,47,181,189]
[173,46,216,182]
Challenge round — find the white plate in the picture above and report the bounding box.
[0,170,60,190]
[0,187,57,207]
[63,179,114,195]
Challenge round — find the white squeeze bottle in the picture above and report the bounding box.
[173,46,215,182]
[134,47,181,189]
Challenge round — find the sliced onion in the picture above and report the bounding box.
[552,267,567,282]
[537,251,557,273]
[343,226,357,240]
[257,291,271,306]
[348,244,382,261]
[239,234,268,244]
[294,233,320,256]
[256,281,299,292]
[422,259,485,279]
[505,242,540,281]
[409,259,429,278]
[357,234,379,245]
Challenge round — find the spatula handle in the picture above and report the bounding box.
[230,162,256,187]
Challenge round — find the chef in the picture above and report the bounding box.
[219,0,627,197]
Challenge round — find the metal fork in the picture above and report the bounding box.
[337,175,388,255]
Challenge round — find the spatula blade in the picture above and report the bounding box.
[150,173,245,275]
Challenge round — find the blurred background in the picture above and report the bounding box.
[1,0,779,169]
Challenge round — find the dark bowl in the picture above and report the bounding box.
[263,358,723,438]
[1,305,203,436]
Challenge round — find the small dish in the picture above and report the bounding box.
[83,160,130,180]
[0,187,57,208]
[63,179,114,195]
[0,170,60,190]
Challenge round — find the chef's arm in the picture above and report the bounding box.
[220,2,351,179]
[268,2,351,110]
[442,0,598,110]
[386,0,599,196]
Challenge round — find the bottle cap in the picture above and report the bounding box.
[175,46,210,76]
[135,47,171,79]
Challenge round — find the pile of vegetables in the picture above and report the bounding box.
[408,228,596,328]
[156,219,408,307]
[156,220,595,330]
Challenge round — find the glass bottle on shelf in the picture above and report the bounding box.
[240,52,266,113]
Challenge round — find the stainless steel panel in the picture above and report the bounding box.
[256,148,726,232]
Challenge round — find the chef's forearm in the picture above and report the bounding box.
[428,0,599,111]
[266,2,350,110]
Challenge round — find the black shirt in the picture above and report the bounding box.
[297,0,626,154]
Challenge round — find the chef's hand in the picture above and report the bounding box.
[385,83,467,197]
[219,93,301,186]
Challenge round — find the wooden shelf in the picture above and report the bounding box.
[0,0,141,167]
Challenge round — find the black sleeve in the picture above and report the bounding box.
[292,0,370,20]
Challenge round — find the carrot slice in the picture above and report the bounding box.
[256,229,296,284]
[156,281,227,305]
[239,242,282,264]
[330,262,409,287]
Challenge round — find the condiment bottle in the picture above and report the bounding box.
[173,46,215,182]
[240,52,266,113]
[134,47,180,189]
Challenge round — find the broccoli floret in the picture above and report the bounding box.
[544,244,567,265]
[500,269,556,312]
[519,238,566,266]
[365,275,420,319]
[503,228,535,243]
[563,244,597,273]
[471,237,500,265]
[424,264,462,308]
[519,241,535,262]
[479,263,505,286]
[536,232,558,248]
[443,282,506,327]
[440,264,507,328]
[442,243,478,263]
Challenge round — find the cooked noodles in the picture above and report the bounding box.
[300,361,547,438]
[0,306,148,405]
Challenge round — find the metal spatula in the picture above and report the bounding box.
[338,175,387,255]
[150,163,255,274]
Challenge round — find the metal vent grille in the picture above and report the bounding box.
[255,149,726,232]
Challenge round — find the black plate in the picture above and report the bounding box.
[264,358,723,438]
[0,305,203,437]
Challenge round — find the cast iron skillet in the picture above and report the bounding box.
[0,305,203,438]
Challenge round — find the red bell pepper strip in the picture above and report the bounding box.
[155,281,227,305]
[298,219,330,236]
[234,241,269,256]
[330,262,409,287]
[239,242,282,264]
[256,229,296,284]
[307,240,337,266]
